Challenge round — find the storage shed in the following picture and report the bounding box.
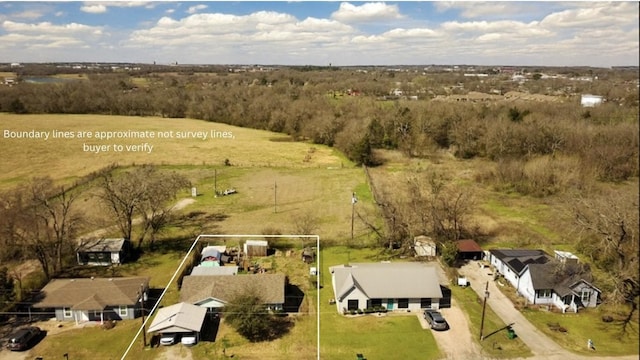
[243,240,268,257]
[413,235,437,257]
[456,239,483,260]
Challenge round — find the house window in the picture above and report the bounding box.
[581,290,591,303]
[63,307,72,318]
[347,299,359,311]
[370,299,382,308]
[538,289,552,298]
[420,298,432,309]
[118,306,128,316]
[398,298,409,309]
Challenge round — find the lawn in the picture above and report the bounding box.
[319,246,442,360]
[521,306,639,356]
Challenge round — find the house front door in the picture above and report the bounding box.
[386,299,394,310]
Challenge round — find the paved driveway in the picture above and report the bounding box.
[458,261,638,360]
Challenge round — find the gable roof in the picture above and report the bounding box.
[78,238,127,253]
[180,274,285,305]
[33,277,149,310]
[330,262,443,300]
[527,262,600,297]
[490,249,551,274]
[147,302,207,333]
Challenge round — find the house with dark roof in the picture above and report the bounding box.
[33,276,149,324]
[488,249,551,290]
[518,259,600,312]
[76,238,132,266]
[329,262,443,314]
[179,273,285,313]
[489,249,600,312]
[147,302,207,341]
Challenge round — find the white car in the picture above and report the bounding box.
[159,333,178,346]
[181,333,197,346]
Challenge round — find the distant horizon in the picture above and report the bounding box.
[1,1,638,67]
[5,62,638,70]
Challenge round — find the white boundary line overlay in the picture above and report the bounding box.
[120,234,321,360]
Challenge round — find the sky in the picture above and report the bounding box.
[0,1,638,67]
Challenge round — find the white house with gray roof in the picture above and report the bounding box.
[329,262,443,314]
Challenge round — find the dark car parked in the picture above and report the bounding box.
[5,326,42,351]
[424,310,449,331]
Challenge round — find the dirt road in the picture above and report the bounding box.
[458,262,638,360]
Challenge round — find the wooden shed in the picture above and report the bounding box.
[243,240,268,257]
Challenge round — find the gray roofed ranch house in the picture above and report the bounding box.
[180,273,285,312]
[33,276,149,324]
[329,262,443,314]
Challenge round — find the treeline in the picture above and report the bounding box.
[0,70,637,193]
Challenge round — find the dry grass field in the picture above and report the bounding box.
[0,113,344,188]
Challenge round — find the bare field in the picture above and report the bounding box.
[0,114,344,188]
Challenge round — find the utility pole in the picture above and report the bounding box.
[140,284,147,347]
[479,281,489,341]
[349,192,357,265]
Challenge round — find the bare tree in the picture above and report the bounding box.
[2,178,83,280]
[98,166,190,249]
[137,170,191,249]
[574,190,639,332]
[98,168,148,243]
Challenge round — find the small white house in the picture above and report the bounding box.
[581,94,604,107]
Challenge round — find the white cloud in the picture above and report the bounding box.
[331,2,403,23]
[186,4,208,15]
[434,2,538,19]
[2,20,102,35]
[80,4,107,14]
[540,2,638,29]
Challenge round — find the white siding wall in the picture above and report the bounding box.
[336,287,368,313]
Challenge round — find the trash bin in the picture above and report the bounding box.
[507,327,516,340]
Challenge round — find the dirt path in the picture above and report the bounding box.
[155,345,194,360]
[459,262,638,360]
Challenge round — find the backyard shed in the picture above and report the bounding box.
[413,235,437,257]
[243,240,268,257]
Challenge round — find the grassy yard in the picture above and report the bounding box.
[319,246,442,360]
[521,305,639,356]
